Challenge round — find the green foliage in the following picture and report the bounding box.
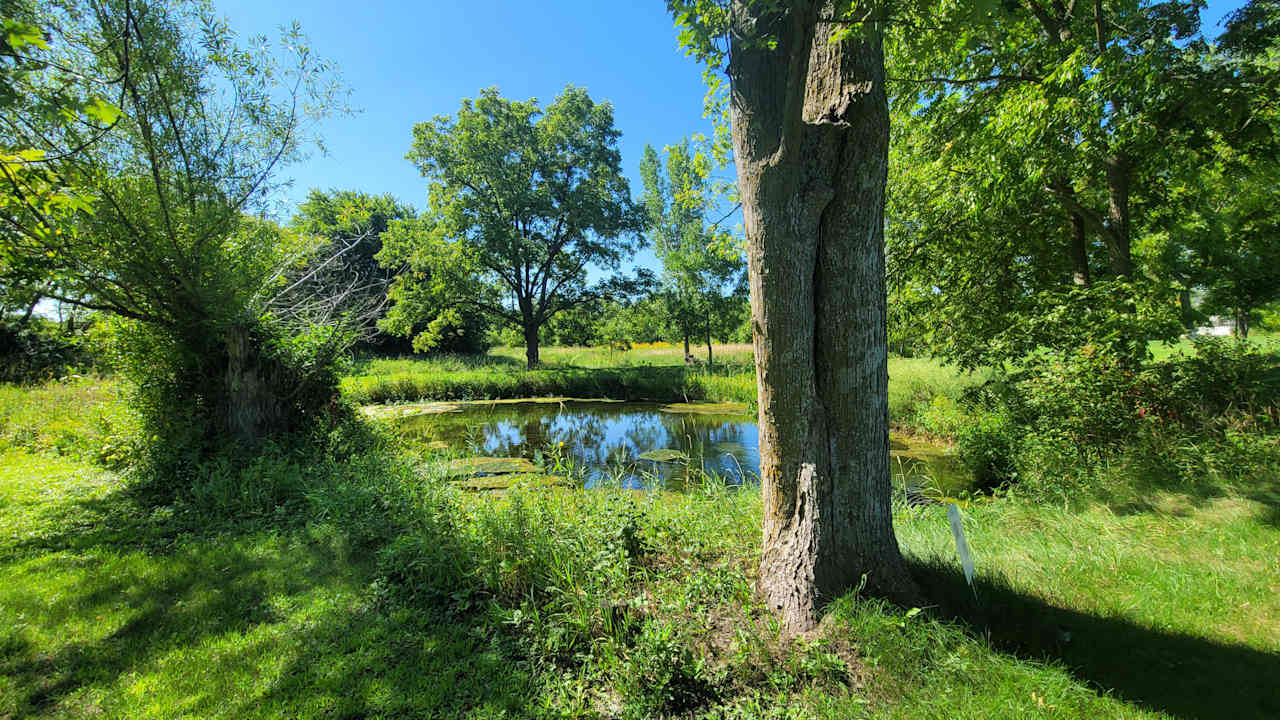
[953,337,1280,498]
[289,189,422,353]
[0,316,100,383]
[0,0,353,455]
[382,86,645,365]
[885,0,1280,363]
[639,138,745,358]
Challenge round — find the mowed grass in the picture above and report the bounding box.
[1148,330,1279,362]
[0,450,541,719]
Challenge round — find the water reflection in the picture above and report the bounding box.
[395,400,968,493]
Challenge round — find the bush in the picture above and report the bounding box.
[0,318,100,383]
[1145,337,1280,426]
[954,411,1018,490]
[970,338,1280,497]
[101,316,349,481]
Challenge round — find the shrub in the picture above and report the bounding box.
[0,319,100,383]
[954,411,1018,490]
[971,337,1280,497]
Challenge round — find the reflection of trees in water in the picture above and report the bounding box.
[400,403,761,484]
[398,403,964,492]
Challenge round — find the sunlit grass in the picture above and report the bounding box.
[0,376,135,462]
[5,370,1277,718]
[1148,330,1279,361]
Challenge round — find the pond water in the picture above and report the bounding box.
[384,399,970,494]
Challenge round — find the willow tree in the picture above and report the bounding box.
[0,0,345,447]
[669,0,919,632]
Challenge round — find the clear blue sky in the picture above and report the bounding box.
[214,0,1246,271]
[215,0,715,273]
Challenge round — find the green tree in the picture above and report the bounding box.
[670,0,921,631]
[883,0,1270,366]
[382,86,645,368]
[0,0,346,448]
[1186,1,1280,337]
[639,138,745,365]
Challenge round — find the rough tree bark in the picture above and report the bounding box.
[224,324,286,444]
[730,1,917,634]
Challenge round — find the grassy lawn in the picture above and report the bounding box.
[0,450,542,719]
[1148,330,1279,362]
[2,369,1278,717]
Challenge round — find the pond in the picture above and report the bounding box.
[376,399,971,494]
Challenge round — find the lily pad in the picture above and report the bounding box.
[658,402,751,416]
[452,473,573,492]
[636,449,688,463]
[444,457,538,477]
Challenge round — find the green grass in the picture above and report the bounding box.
[1148,330,1280,362]
[0,449,542,719]
[0,376,136,464]
[3,376,1277,718]
[488,342,757,368]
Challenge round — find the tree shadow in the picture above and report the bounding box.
[1101,450,1280,529]
[0,481,537,718]
[909,560,1280,720]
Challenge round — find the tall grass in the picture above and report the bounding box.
[0,376,136,464]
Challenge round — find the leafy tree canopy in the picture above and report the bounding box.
[639,137,744,362]
[380,86,645,367]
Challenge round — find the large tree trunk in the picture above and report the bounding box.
[730,1,916,635]
[224,323,286,444]
[1069,213,1091,286]
[1104,153,1133,277]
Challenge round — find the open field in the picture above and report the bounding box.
[1149,331,1280,361]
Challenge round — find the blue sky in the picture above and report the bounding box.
[215,0,1247,272]
[218,3,710,205]
[215,0,714,273]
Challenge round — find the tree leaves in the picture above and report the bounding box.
[386,87,644,357]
